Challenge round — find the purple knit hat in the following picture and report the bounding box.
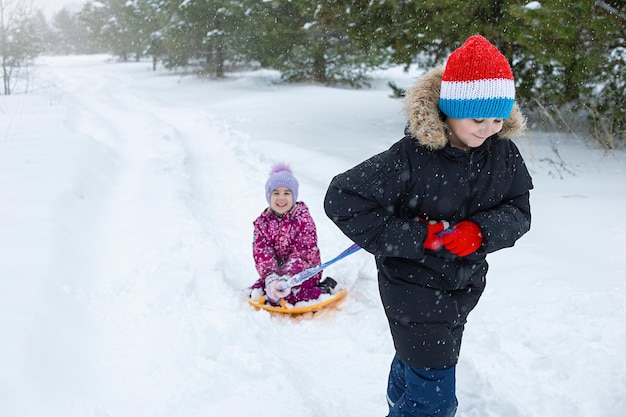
[265,163,299,204]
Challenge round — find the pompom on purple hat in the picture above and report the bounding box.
[265,162,299,204]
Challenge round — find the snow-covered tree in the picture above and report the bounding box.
[158,0,250,77]
[245,0,387,85]
[0,0,45,94]
[511,0,625,145]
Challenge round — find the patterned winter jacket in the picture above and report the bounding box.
[324,68,533,368]
[251,201,322,302]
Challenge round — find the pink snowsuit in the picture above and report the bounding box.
[251,201,323,304]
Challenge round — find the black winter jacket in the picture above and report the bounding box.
[324,68,533,368]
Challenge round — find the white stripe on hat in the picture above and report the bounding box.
[440,78,515,100]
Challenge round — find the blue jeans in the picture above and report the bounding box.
[386,355,458,417]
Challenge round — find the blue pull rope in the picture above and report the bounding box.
[281,243,361,290]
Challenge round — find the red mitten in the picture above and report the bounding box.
[421,219,449,251]
[438,221,483,257]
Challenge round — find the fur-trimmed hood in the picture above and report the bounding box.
[403,67,526,150]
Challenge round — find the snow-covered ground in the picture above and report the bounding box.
[1,55,625,417]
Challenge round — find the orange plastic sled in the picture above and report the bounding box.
[248,288,347,314]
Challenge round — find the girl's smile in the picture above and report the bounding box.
[270,186,294,215]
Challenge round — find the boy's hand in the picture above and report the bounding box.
[420,219,449,250]
[438,221,483,257]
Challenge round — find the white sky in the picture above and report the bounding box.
[35,0,87,18]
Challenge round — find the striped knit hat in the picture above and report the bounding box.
[439,35,515,119]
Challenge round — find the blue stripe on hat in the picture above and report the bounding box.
[438,97,514,119]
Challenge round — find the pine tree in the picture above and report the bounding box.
[159,0,250,77]
[510,0,625,143]
[350,0,527,69]
[246,0,387,86]
[51,9,78,55]
[75,2,110,53]
[130,0,169,70]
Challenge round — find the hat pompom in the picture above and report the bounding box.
[265,162,299,204]
[269,162,293,176]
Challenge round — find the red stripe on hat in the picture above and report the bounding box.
[441,35,514,82]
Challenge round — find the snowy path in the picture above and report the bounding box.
[35,58,294,415]
[2,57,389,417]
[1,55,625,417]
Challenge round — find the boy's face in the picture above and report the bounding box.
[270,186,294,215]
[447,118,504,151]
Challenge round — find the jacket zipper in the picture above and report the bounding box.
[460,151,475,220]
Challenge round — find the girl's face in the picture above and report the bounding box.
[446,118,504,151]
[270,186,294,215]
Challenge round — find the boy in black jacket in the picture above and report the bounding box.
[324,35,533,417]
